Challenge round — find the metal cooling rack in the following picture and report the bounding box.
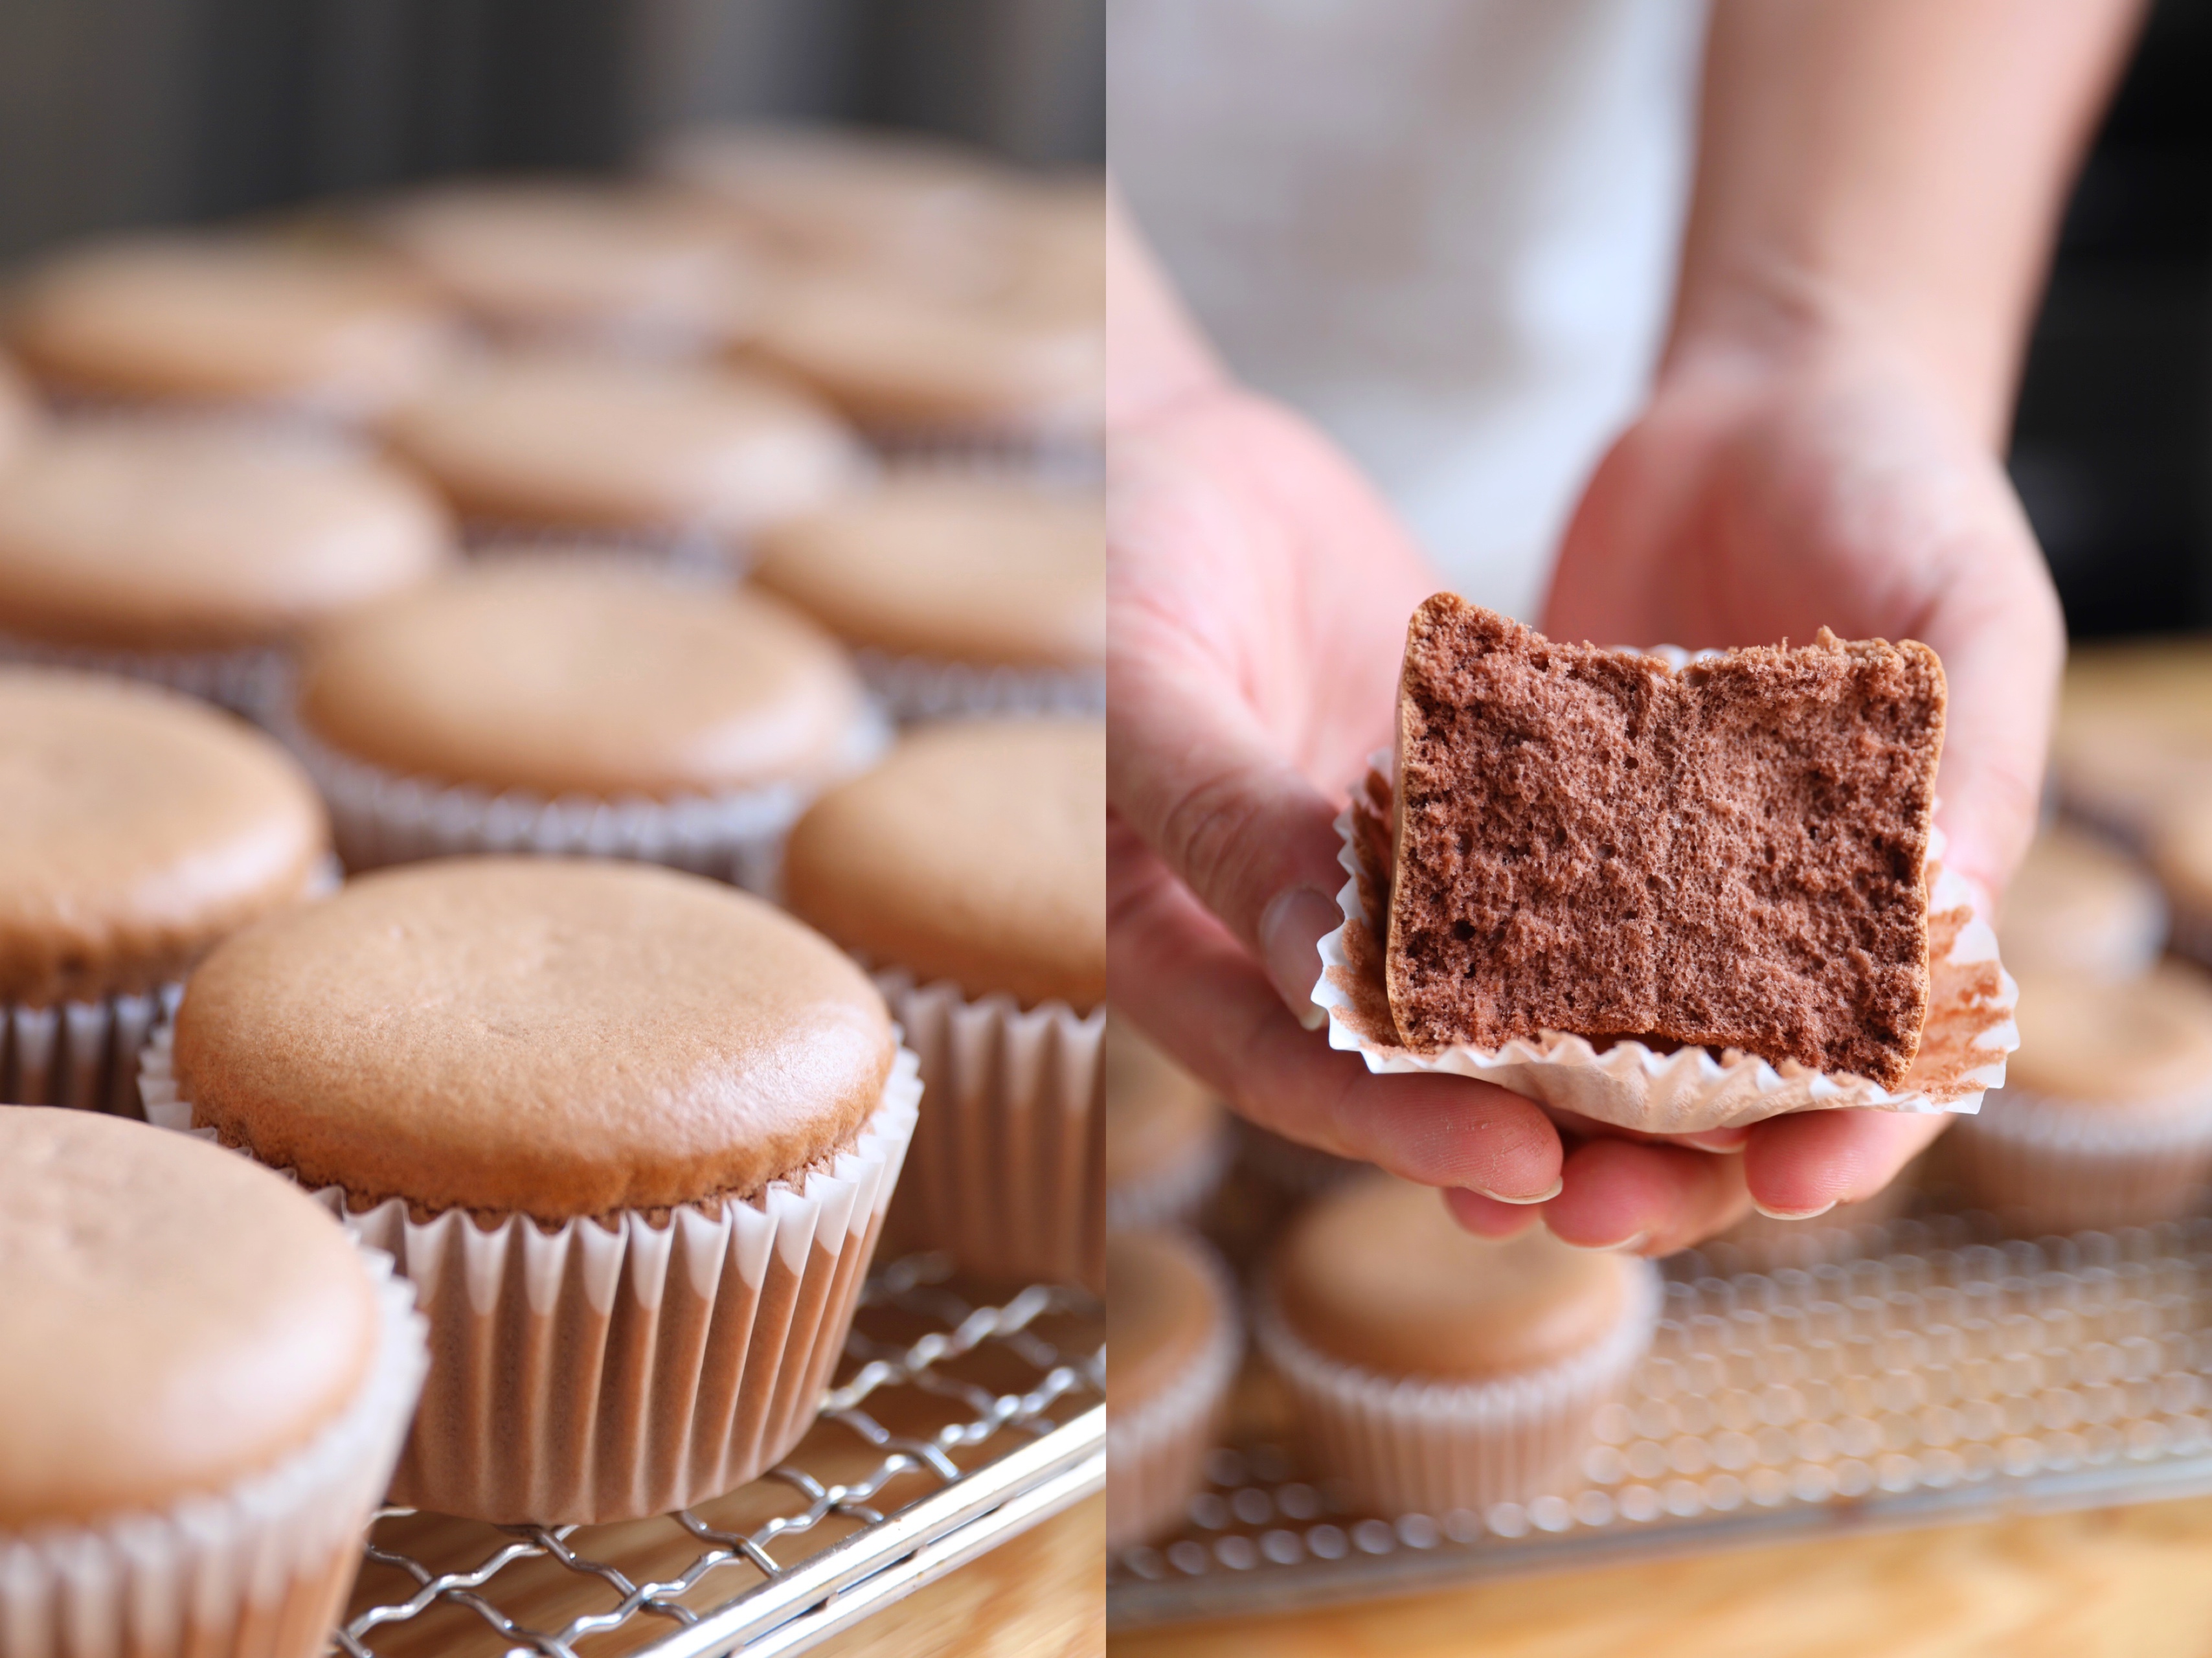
[1110,1211,2212,1627]
[339,1255,1104,1658]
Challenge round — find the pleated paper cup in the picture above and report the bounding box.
[1258,1262,1659,1518]
[2,986,179,1115]
[1950,1082,2212,1236]
[875,967,1105,1289]
[0,1255,425,1658]
[142,1030,922,1525]
[261,675,891,896]
[868,423,1101,486]
[0,631,286,720]
[1105,1242,1241,1552]
[1317,749,2019,1136]
[856,646,1104,725]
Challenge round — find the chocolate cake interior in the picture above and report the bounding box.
[1384,595,1945,1087]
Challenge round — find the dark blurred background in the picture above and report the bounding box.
[0,0,1104,256]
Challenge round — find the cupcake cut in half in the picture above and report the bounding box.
[6,233,457,418]
[382,350,866,548]
[0,1107,421,1658]
[1386,595,1946,1087]
[154,857,917,1521]
[1261,1174,1656,1517]
[751,476,1104,716]
[286,560,877,887]
[0,669,328,1108]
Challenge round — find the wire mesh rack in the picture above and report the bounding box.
[338,1255,1104,1658]
[1109,1210,2212,1627]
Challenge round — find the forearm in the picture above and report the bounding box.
[1674,0,2143,443]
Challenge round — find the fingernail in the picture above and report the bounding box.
[1259,885,1342,1030]
[1473,1178,1564,1206]
[1561,1229,1649,1254]
[1752,1199,1838,1221]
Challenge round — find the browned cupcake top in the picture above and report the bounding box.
[750,478,1104,668]
[296,562,869,799]
[0,419,453,652]
[2007,966,2212,1105]
[6,234,455,413]
[1273,1175,1636,1381]
[782,720,1105,1011]
[0,670,329,1005]
[0,1107,376,1528]
[383,351,865,537]
[173,859,894,1220]
[1107,1229,1229,1413]
[2000,827,2165,980]
[1105,1021,1221,1192]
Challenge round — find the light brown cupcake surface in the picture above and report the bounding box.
[0,1106,376,1528]
[172,859,894,1220]
[0,352,38,462]
[1107,1229,1229,1413]
[2006,966,2212,1105]
[383,352,864,538]
[0,670,328,1005]
[782,719,1106,1010]
[1105,1021,1221,1196]
[296,562,868,799]
[0,419,452,652]
[1274,1175,1636,1381]
[2001,827,2165,980]
[751,478,1104,668]
[6,234,455,414]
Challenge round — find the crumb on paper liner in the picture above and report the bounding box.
[1312,753,2019,1135]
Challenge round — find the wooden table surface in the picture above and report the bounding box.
[1106,1495,2212,1658]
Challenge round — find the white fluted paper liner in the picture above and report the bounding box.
[3,986,179,1115]
[458,517,742,580]
[142,1029,922,1524]
[1951,1082,2212,1235]
[0,1254,427,1658]
[0,630,286,718]
[1105,1120,1232,1236]
[868,422,1102,487]
[1258,1260,1659,1517]
[874,968,1105,1288]
[1105,1238,1241,1551]
[1316,749,2020,1135]
[260,674,891,894]
[855,647,1104,724]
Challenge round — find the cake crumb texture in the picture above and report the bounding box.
[1385,595,1944,1087]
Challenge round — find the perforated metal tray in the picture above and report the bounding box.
[337,1256,1103,1657]
[1109,1212,2212,1626]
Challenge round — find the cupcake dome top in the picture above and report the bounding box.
[0,670,328,1005]
[1104,1021,1221,1194]
[750,477,1105,668]
[2000,827,2165,981]
[0,1107,376,1529]
[382,351,864,538]
[782,719,1106,1011]
[1273,1175,1638,1381]
[1106,1229,1230,1413]
[172,859,894,1220]
[2006,966,2212,1105]
[0,419,453,652]
[295,562,868,800]
[6,234,455,414]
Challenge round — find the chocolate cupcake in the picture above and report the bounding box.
[5,233,455,420]
[273,558,880,890]
[1105,1021,1229,1235]
[382,350,867,560]
[1259,1175,1657,1517]
[141,857,920,1523]
[1105,1230,1239,1552]
[0,418,453,709]
[784,719,1105,1286]
[751,476,1104,719]
[368,177,763,352]
[0,1107,423,1658]
[0,669,329,1111]
[1951,966,2212,1234]
[2002,826,2166,980]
